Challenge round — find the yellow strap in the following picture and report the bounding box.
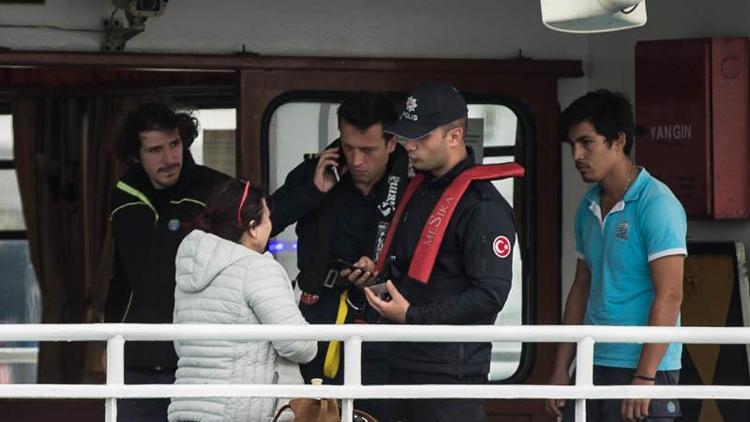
[323,289,349,379]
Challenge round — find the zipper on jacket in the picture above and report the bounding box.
[120,290,134,322]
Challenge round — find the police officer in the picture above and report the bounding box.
[270,91,409,419]
[363,82,518,422]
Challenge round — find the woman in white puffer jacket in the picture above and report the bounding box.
[168,180,316,422]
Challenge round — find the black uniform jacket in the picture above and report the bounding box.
[104,155,229,370]
[270,142,409,296]
[388,154,516,377]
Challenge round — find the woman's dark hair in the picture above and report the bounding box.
[189,179,268,243]
[116,101,200,165]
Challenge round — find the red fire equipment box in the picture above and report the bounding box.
[636,38,750,219]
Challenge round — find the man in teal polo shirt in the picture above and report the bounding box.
[545,90,686,422]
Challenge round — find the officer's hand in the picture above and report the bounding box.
[544,369,571,417]
[364,280,409,323]
[341,256,377,288]
[621,378,653,421]
[313,148,345,193]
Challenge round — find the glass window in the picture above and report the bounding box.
[0,114,41,384]
[467,104,523,381]
[266,99,527,381]
[0,170,25,231]
[267,102,341,277]
[0,114,12,160]
[189,108,237,176]
[468,104,518,147]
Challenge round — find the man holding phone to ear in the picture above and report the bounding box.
[270,91,410,419]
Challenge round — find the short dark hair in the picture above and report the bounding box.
[189,179,268,244]
[115,102,199,165]
[440,116,468,135]
[559,89,635,155]
[337,91,398,142]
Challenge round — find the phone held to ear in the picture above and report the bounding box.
[329,145,347,182]
[329,165,340,182]
[303,143,347,183]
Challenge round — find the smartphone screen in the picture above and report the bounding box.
[367,282,388,296]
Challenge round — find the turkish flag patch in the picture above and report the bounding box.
[493,235,512,259]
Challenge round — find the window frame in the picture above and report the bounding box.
[0,104,26,241]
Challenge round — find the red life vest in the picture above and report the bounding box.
[375,162,525,283]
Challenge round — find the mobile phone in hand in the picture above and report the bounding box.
[367,282,391,301]
[335,258,357,269]
[328,165,340,182]
[367,282,388,296]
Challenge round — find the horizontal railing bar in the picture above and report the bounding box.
[0,324,749,344]
[0,384,748,400]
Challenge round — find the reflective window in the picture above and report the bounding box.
[0,170,25,231]
[267,102,340,274]
[0,115,11,160]
[0,114,41,384]
[266,99,526,381]
[189,108,237,177]
[469,104,518,147]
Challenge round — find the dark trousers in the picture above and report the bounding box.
[561,365,681,422]
[300,287,389,420]
[117,366,175,422]
[386,368,486,422]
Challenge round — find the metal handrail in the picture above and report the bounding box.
[0,324,748,422]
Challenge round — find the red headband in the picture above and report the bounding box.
[237,180,250,226]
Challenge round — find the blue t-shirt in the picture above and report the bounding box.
[575,168,687,371]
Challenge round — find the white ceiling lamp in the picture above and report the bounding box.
[541,0,647,34]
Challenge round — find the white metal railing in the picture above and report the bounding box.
[0,324,749,422]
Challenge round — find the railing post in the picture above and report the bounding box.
[575,336,595,422]
[105,334,125,422]
[342,336,362,422]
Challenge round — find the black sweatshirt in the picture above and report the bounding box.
[104,156,229,370]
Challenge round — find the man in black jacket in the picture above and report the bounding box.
[364,82,517,422]
[104,102,229,422]
[270,91,409,419]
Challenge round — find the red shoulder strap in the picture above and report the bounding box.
[408,163,524,283]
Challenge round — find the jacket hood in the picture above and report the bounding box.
[175,230,261,293]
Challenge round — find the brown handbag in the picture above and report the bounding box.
[272,398,379,422]
[273,397,340,422]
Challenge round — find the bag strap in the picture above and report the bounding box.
[353,408,379,422]
[318,398,329,422]
[272,404,292,422]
